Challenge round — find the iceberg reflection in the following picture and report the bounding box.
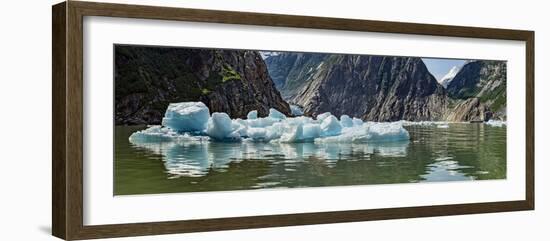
[130,139,409,178]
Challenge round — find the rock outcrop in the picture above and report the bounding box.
[445,98,492,122]
[115,46,290,125]
[445,60,506,121]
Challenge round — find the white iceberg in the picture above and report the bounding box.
[340,115,353,128]
[161,102,210,132]
[320,115,342,137]
[246,116,280,128]
[316,112,332,122]
[247,110,258,119]
[486,120,506,127]
[279,123,303,143]
[268,108,287,120]
[290,104,304,116]
[352,117,364,126]
[129,125,179,143]
[130,101,412,145]
[302,123,321,140]
[365,122,410,142]
[206,112,241,141]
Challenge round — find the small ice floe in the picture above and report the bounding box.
[129,125,179,143]
[340,115,353,128]
[485,120,506,127]
[437,124,449,129]
[161,102,210,132]
[206,113,241,141]
[129,102,412,145]
[289,104,304,116]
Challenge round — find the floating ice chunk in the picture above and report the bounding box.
[486,120,506,127]
[316,112,332,122]
[247,117,279,128]
[366,122,409,142]
[232,118,248,137]
[206,113,241,141]
[161,102,210,132]
[129,125,178,143]
[315,125,369,143]
[279,123,303,143]
[285,116,313,126]
[352,117,364,126]
[247,127,268,141]
[268,108,286,119]
[290,105,304,116]
[437,124,449,128]
[302,123,321,140]
[266,122,284,140]
[340,115,353,127]
[247,110,258,119]
[320,115,342,137]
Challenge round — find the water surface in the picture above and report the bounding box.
[114,124,506,195]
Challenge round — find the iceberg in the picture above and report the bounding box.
[268,108,287,120]
[232,118,248,137]
[246,116,280,128]
[365,122,410,142]
[161,102,210,132]
[320,115,342,137]
[316,112,332,122]
[206,113,241,141]
[302,123,321,140]
[352,117,364,126]
[290,104,304,116]
[340,115,353,128]
[129,125,179,143]
[486,120,506,127]
[247,127,268,140]
[247,110,258,119]
[130,101,411,145]
[279,123,305,143]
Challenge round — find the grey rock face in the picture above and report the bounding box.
[445,98,492,122]
[267,54,448,121]
[445,60,506,121]
[115,46,290,125]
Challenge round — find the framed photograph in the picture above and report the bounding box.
[52,1,534,240]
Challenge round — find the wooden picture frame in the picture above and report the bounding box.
[52,1,534,240]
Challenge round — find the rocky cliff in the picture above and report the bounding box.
[264,52,326,98]
[445,60,506,121]
[115,46,290,125]
[265,53,448,121]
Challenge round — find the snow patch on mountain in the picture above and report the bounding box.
[259,51,280,59]
[438,66,461,88]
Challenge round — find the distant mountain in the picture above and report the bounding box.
[264,52,325,93]
[265,53,448,121]
[259,51,280,59]
[115,46,290,125]
[445,60,506,121]
[438,66,461,88]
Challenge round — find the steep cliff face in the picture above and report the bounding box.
[264,52,325,98]
[265,53,448,121]
[115,46,290,125]
[445,60,506,121]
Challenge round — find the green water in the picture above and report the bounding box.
[114,124,506,195]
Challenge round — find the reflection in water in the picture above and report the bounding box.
[130,140,410,178]
[114,124,506,195]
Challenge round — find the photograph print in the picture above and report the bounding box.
[114,44,507,195]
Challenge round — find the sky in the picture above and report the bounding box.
[421,58,467,81]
